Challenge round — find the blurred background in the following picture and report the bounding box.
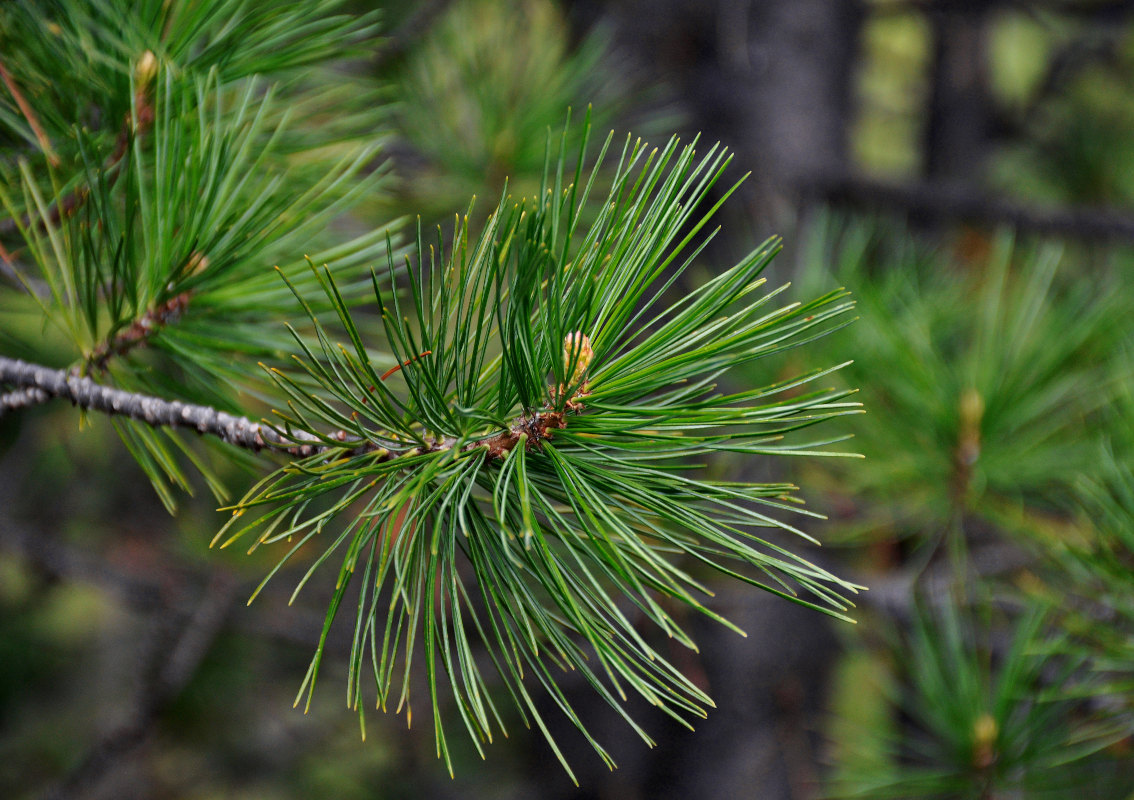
[3,0,1134,797]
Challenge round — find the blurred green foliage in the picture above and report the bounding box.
[378,0,625,223]
[795,218,1130,545]
[4,1,1134,798]
[790,212,1134,796]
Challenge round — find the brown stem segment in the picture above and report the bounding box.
[0,289,194,414]
[0,356,575,463]
[85,291,193,373]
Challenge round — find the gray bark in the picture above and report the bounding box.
[0,355,325,454]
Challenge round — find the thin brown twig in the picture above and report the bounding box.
[0,286,193,412]
[0,57,59,167]
[0,85,153,237]
[84,291,194,373]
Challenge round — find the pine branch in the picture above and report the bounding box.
[0,355,323,453]
[3,7,863,764]
[0,354,583,461]
[202,132,865,779]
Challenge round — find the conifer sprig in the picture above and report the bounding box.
[0,0,392,508]
[214,130,863,778]
[2,2,863,778]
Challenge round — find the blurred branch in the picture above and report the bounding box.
[860,539,1035,620]
[871,0,1134,15]
[808,171,1134,241]
[0,511,343,652]
[0,516,164,609]
[39,572,240,800]
[1019,0,1134,18]
[998,12,1129,139]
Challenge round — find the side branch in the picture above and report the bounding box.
[0,288,193,414]
[86,291,193,373]
[0,356,574,463]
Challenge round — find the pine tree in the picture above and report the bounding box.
[0,0,862,777]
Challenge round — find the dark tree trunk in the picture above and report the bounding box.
[924,3,994,185]
[566,0,865,230]
[745,0,864,220]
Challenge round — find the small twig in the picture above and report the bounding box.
[85,291,193,373]
[859,540,1034,621]
[378,350,433,381]
[0,57,59,167]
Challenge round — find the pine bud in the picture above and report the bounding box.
[972,713,998,769]
[957,387,984,466]
[134,50,158,88]
[563,331,592,389]
[186,251,209,276]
